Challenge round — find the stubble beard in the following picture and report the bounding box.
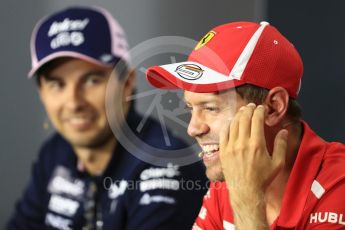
[205,160,225,182]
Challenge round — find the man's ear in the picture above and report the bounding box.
[36,77,45,104]
[123,68,136,99]
[263,87,289,127]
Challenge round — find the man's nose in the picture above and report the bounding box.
[65,85,87,110]
[187,112,209,138]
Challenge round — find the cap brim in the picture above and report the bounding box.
[146,61,245,93]
[28,51,118,78]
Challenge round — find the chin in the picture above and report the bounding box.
[63,129,114,149]
[65,137,96,148]
[206,166,225,182]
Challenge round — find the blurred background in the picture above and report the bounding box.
[1,0,344,227]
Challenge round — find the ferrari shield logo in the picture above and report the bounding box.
[194,31,216,50]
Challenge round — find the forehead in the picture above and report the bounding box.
[183,89,239,105]
[42,58,114,79]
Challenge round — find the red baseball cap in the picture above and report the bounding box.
[146,21,303,98]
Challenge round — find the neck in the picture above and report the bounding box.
[265,120,303,223]
[74,137,117,176]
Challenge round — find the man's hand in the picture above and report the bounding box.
[219,103,288,229]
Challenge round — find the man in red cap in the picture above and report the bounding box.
[146,21,345,229]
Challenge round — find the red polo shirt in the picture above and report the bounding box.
[193,122,345,229]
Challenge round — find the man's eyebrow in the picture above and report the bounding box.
[42,74,61,81]
[43,70,108,81]
[81,70,108,79]
[183,98,218,106]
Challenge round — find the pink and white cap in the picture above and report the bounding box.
[28,6,131,78]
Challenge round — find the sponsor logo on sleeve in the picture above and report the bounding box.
[175,64,204,80]
[140,178,179,192]
[140,163,180,180]
[48,166,85,199]
[108,180,128,199]
[49,176,84,197]
[309,212,345,225]
[45,213,72,230]
[139,193,175,205]
[48,194,79,217]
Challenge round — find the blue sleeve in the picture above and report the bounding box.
[125,162,208,230]
[6,144,51,230]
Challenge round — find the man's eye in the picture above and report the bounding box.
[85,76,101,86]
[47,80,64,89]
[184,105,193,112]
[204,107,218,112]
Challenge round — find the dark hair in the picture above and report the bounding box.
[35,57,129,86]
[234,84,302,121]
[35,57,70,86]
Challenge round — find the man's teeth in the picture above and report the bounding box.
[69,117,90,125]
[201,145,219,155]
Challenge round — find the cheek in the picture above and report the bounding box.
[41,95,62,119]
[85,89,107,112]
[207,113,234,134]
[210,121,223,135]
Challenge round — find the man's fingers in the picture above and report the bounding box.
[238,103,256,142]
[250,105,266,144]
[220,120,230,153]
[229,106,242,145]
[272,129,288,170]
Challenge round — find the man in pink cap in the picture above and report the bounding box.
[146,21,345,229]
[7,6,207,229]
